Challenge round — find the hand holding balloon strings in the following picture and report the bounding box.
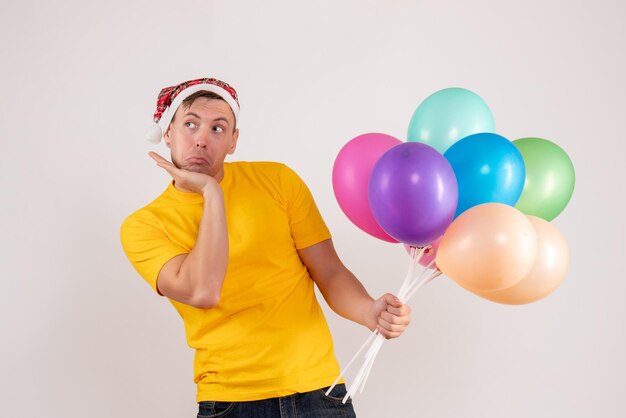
[326,246,442,403]
[350,257,442,401]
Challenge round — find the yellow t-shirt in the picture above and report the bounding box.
[120,161,340,402]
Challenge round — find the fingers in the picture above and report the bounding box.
[382,293,403,308]
[376,294,411,339]
[377,324,403,339]
[148,151,168,163]
[377,309,410,338]
[148,152,179,177]
[148,152,176,169]
[386,303,411,317]
[380,310,410,326]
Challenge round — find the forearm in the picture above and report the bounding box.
[317,269,377,330]
[177,188,229,306]
[300,239,411,338]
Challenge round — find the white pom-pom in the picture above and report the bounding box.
[145,123,162,144]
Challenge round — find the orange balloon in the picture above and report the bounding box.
[470,216,569,304]
[437,203,537,291]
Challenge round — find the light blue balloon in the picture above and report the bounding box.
[407,88,495,154]
[444,133,526,218]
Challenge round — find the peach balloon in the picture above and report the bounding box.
[437,203,537,291]
[471,216,569,304]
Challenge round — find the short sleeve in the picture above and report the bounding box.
[279,165,332,249]
[120,211,188,294]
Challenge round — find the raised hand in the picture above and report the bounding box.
[148,152,220,196]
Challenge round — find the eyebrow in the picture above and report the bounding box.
[212,116,230,125]
[183,112,201,119]
[183,112,231,126]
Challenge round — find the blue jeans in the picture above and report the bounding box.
[197,384,356,417]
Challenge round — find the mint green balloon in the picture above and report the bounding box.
[407,88,495,154]
[513,137,575,221]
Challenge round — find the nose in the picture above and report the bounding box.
[195,129,210,149]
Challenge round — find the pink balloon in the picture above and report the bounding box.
[333,133,401,243]
[403,237,441,269]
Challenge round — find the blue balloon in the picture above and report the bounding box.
[444,133,525,217]
[407,88,495,154]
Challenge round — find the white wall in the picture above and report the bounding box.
[1,1,624,417]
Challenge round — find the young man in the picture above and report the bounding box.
[121,78,411,417]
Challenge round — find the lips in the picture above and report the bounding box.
[186,156,209,165]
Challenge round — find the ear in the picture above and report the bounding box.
[228,129,239,155]
[163,125,172,148]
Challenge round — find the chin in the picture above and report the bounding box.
[184,164,212,176]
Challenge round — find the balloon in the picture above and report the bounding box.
[368,142,458,246]
[469,216,569,304]
[513,137,575,221]
[332,133,402,242]
[444,132,526,217]
[407,87,495,154]
[404,237,441,269]
[437,203,537,291]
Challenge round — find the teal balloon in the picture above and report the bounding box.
[407,88,495,154]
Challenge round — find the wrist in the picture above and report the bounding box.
[201,181,222,199]
[362,298,378,331]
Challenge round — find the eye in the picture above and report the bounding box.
[213,126,224,133]
[184,121,197,129]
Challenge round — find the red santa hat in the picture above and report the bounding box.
[145,77,240,144]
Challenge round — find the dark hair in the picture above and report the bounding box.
[171,91,237,131]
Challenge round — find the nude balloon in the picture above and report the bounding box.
[436,203,537,291]
[470,216,569,304]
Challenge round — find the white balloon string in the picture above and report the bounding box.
[336,245,434,402]
[423,258,436,271]
[345,247,427,401]
[400,259,436,303]
[359,334,385,393]
[398,246,424,299]
[343,340,374,403]
[405,270,441,304]
[325,329,378,396]
[345,333,384,402]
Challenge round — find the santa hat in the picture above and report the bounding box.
[145,77,240,144]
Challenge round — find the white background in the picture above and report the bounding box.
[1,1,624,417]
